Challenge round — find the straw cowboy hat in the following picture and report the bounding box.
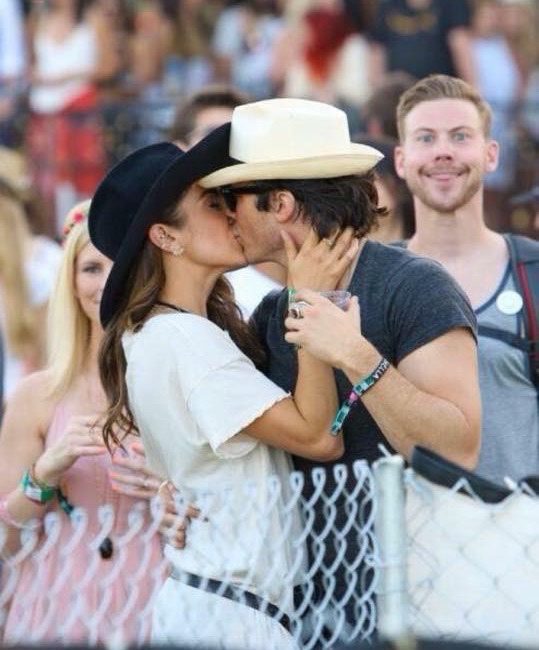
[89,123,239,327]
[200,98,383,188]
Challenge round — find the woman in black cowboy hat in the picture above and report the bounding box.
[88,124,358,649]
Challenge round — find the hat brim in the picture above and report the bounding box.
[199,144,384,188]
[98,124,239,327]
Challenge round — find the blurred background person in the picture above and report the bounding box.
[160,0,221,98]
[361,70,416,139]
[212,0,284,99]
[354,135,415,244]
[272,0,370,132]
[169,82,249,148]
[0,146,63,401]
[0,0,27,148]
[368,0,476,88]
[471,0,521,232]
[0,182,41,403]
[0,200,165,645]
[26,0,107,234]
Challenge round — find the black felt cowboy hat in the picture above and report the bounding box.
[89,123,238,327]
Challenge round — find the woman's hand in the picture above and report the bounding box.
[284,227,359,292]
[109,441,163,499]
[34,414,107,486]
[284,289,366,368]
[155,480,201,549]
[109,442,200,548]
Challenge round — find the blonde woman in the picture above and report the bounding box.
[0,186,41,400]
[0,201,165,645]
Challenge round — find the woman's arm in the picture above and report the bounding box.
[0,373,107,556]
[241,346,344,462]
[236,231,360,461]
[0,372,53,554]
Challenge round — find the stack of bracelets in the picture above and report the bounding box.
[20,464,113,559]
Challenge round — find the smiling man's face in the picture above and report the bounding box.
[395,98,499,214]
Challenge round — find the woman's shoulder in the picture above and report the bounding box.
[140,312,227,340]
[125,313,246,365]
[12,370,54,402]
[4,370,57,432]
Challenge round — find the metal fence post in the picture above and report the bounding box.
[373,454,410,641]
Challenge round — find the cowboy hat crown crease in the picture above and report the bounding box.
[230,99,352,162]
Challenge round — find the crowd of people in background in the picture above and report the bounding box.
[0,1,537,648]
[0,0,537,236]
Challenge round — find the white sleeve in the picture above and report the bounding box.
[186,353,289,460]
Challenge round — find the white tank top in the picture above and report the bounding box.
[29,23,97,114]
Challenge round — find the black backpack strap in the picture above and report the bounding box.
[504,233,539,390]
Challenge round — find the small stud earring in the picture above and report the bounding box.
[172,245,184,257]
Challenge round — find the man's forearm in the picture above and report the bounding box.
[341,341,480,468]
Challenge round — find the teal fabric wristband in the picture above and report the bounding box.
[331,357,390,434]
[21,466,57,504]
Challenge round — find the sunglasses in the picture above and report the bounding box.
[219,185,268,211]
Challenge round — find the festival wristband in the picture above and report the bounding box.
[331,357,390,434]
[20,464,58,504]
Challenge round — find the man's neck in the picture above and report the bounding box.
[337,238,367,289]
[408,195,498,262]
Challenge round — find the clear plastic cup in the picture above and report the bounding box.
[319,290,352,310]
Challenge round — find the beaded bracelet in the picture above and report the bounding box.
[331,357,390,434]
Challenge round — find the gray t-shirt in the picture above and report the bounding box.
[251,241,476,630]
[252,240,477,472]
[476,266,539,484]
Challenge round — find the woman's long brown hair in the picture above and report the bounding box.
[99,197,265,451]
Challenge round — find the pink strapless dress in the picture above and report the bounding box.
[2,401,166,645]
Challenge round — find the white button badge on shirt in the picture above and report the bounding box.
[496,290,524,315]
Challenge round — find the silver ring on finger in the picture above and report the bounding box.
[288,300,308,319]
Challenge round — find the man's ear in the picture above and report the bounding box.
[394,145,406,180]
[271,190,296,225]
[485,139,499,174]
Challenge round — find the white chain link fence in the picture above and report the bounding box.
[3,451,539,649]
[374,449,539,649]
[0,461,378,649]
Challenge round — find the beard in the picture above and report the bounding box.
[407,164,482,214]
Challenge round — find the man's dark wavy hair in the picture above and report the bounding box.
[248,172,387,239]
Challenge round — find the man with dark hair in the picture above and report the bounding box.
[200,97,480,642]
